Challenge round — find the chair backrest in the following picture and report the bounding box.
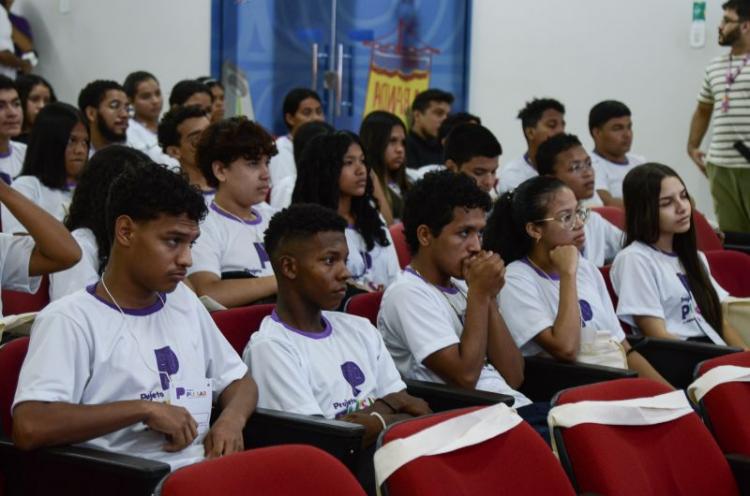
[693,210,723,252]
[592,206,625,230]
[210,304,275,355]
[598,265,633,335]
[344,291,383,326]
[380,407,574,496]
[389,223,411,269]
[1,276,50,316]
[0,337,30,436]
[705,249,750,297]
[552,378,738,496]
[695,351,750,456]
[160,444,366,496]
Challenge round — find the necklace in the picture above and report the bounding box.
[723,53,750,113]
[407,265,467,324]
[100,275,165,316]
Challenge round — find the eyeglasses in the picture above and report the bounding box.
[106,100,131,113]
[565,161,593,175]
[534,206,589,230]
[721,17,742,25]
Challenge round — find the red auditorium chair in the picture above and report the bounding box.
[705,250,750,297]
[210,303,275,355]
[694,352,750,458]
[377,407,575,496]
[592,206,625,229]
[0,337,171,496]
[693,209,724,252]
[551,378,747,495]
[389,223,411,269]
[160,445,366,496]
[343,291,383,326]
[1,275,50,316]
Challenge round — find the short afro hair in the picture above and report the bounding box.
[588,100,631,134]
[105,162,207,244]
[536,133,583,176]
[195,116,277,188]
[444,123,502,167]
[264,203,347,268]
[403,170,491,255]
[78,80,125,115]
[158,105,209,152]
[517,98,565,131]
[168,79,212,107]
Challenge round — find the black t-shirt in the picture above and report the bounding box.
[405,130,443,169]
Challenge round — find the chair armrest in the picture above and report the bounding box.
[629,337,741,389]
[726,453,750,495]
[404,379,514,412]
[0,435,169,496]
[520,356,637,402]
[724,231,750,255]
[243,407,365,473]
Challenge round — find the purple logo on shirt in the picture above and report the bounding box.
[579,299,593,324]
[341,361,365,396]
[154,346,179,390]
[254,242,270,268]
[360,251,373,270]
[677,273,691,294]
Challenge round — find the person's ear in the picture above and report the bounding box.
[85,106,97,125]
[445,159,458,172]
[279,254,297,280]
[591,127,602,142]
[525,222,543,244]
[211,160,228,183]
[416,224,433,248]
[114,215,136,247]
[166,145,181,160]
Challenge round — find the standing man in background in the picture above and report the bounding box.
[688,0,750,233]
[405,88,453,169]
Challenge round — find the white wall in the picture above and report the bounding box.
[12,0,211,108]
[469,0,726,220]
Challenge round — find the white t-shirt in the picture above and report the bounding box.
[189,201,276,278]
[270,175,294,209]
[582,210,623,267]
[269,135,295,189]
[499,256,626,357]
[199,189,216,209]
[12,283,248,470]
[0,141,26,185]
[404,164,445,184]
[611,241,729,341]
[591,151,646,199]
[245,310,405,419]
[378,268,531,407]
[496,154,537,195]
[126,119,180,170]
[1,176,73,234]
[0,8,15,79]
[345,225,400,290]
[0,232,40,315]
[49,228,99,301]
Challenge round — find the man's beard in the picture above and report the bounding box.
[719,26,741,46]
[96,113,126,144]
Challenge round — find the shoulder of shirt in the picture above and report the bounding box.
[384,270,434,296]
[613,241,653,264]
[626,152,646,164]
[323,310,377,334]
[505,259,534,277]
[255,202,278,217]
[71,227,98,248]
[502,156,526,169]
[708,53,731,65]
[10,141,27,153]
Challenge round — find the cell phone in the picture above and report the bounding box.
[733,140,750,163]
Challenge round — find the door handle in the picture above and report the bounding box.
[311,43,319,91]
[335,43,343,117]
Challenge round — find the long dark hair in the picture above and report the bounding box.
[622,162,723,335]
[16,74,57,132]
[65,146,152,273]
[292,131,389,250]
[20,102,86,189]
[483,176,567,263]
[359,111,409,199]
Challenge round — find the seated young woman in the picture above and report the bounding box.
[485,175,669,385]
[611,162,746,349]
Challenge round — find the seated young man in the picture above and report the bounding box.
[244,203,430,446]
[589,100,645,208]
[536,133,623,267]
[378,170,550,433]
[167,79,213,114]
[405,88,453,169]
[497,98,565,195]
[12,163,257,470]
[444,122,501,195]
[188,117,279,308]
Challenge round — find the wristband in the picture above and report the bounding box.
[370,411,387,431]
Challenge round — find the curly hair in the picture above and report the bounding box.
[66,145,152,273]
[77,80,124,116]
[158,105,209,152]
[403,170,491,255]
[194,116,277,188]
[264,203,347,267]
[483,176,566,264]
[20,102,86,189]
[292,131,389,251]
[106,161,207,246]
[517,98,565,132]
